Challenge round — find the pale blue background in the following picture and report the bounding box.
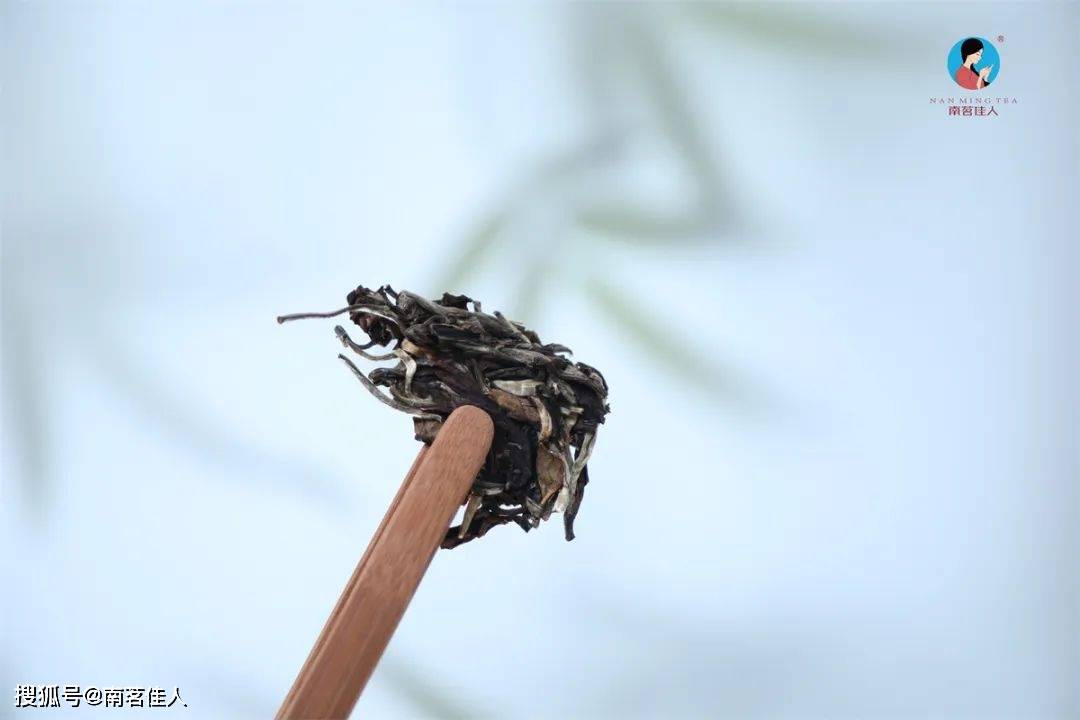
[947,36,1001,86]
[3,2,1078,719]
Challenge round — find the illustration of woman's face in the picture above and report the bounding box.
[967,48,983,65]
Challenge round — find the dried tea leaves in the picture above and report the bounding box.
[278,285,610,548]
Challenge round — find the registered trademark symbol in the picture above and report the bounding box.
[997,35,1006,42]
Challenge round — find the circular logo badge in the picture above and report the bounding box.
[947,37,1000,90]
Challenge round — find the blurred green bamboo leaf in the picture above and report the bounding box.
[577,205,722,243]
[510,253,551,324]
[435,147,602,294]
[585,276,745,404]
[438,206,510,294]
[577,11,734,245]
[82,333,354,509]
[627,16,718,197]
[2,286,49,517]
[380,660,480,720]
[684,3,895,59]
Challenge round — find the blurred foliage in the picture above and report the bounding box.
[82,331,354,510]
[380,660,479,720]
[1,277,48,515]
[685,2,896,59]
[434,4,900,414]
[586,276,746,405]
[3,3,901,718]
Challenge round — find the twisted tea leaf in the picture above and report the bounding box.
[279,285,610,548]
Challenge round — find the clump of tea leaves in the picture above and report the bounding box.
[278,285,610,548]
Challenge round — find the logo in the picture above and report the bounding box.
[947,37,1000,90]
[930,34,1017,116]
